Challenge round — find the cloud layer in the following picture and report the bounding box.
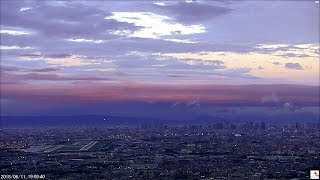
[0,1,319,116]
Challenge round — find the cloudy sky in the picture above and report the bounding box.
[0,1,319,117]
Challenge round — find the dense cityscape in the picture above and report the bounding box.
[1,121,319,179]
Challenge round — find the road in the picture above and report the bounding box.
[80,141,98,151]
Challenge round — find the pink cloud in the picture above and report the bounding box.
[1,82,318,106]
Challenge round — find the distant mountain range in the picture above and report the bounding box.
[1,112,319,127]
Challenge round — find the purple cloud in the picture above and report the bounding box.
[0,1,318,90]
[285,63,304,70]
[155,2,232,24]
[272,62,281,65]
[1,72,111,82]
[0,1,141,39]
[0,66,21,72]
[32,68,60,72]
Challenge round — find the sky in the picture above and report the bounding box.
[0,0,319,118]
